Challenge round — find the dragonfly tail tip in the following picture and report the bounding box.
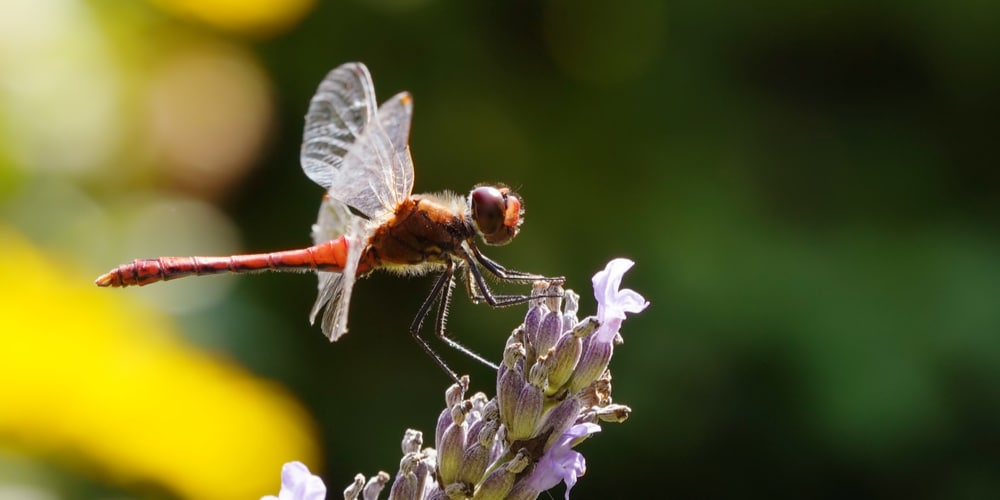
[94,272,117,287]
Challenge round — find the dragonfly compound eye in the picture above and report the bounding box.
[471,185,522,245]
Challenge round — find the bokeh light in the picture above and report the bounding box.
[0,0,123,177]
[145,42,273,199]
[150,0,316,38]
[0,227,319,499]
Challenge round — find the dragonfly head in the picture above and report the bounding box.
[470,185,523,246]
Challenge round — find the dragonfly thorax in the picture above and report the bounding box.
[364,195,474,270]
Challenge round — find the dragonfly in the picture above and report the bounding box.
[95,62,561,383]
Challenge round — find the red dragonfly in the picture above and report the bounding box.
[96,62,559,382]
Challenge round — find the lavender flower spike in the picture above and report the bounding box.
[261,461,326,500]
[338,258,647,499]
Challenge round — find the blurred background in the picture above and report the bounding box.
[1,0,999,498]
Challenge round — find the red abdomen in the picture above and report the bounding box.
[95,236,373,287]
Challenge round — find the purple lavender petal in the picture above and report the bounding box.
[592,258,649,344]
[523,423,601,499]
[261,461,326,500]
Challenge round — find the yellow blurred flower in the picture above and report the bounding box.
[0,226,320,499]
[150,0,316,38]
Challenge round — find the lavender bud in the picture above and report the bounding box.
[539,396,583,449]
[412,457,433,498]
[523,303,543,348]
[363,472,390,500]
[450,400,471,427]
[562,289,580,326]
[501,342,525,371]
[475,472,515,500]
[568,337,613,393]
[388,469,418,500]
[477,418,500,446]
[541,282,563,313]
[401,429,423,454]
[437,421,466,485]
[536,311,563,354]
[545,333,582,393]
[527,357,549,389]
[507,325,524,347]
[510,383,544,441]
[475,450,530,500]
[420,449,439,494]
[530,280,551,298]
[494,425,508,453]
[399,453,420,475]
[505,482,540,500]
[344,473,366,500]
[465,418,487,449]
[482,399,499,421]
[456,442,491,485]
[469,391,490,413]
[434,408,452,452]
[571,316,599,338]
[444,377,467,409]
[420,447,438,466]
[497,366,525,427]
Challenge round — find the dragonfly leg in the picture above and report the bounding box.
[432,263,500,371]
[461,253,560,308]
[469,243,564,283]
[410,265,463,385]
[410,261,498,384]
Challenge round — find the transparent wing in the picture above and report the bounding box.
[301,62,414,337]
[326,91,415,218]
[300,63,377,189]
[309,196,370,341]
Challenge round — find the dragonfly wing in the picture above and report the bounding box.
[311,193,356,244]
[301,63,377,190]
[310,271,341,337]
[326,90,415,218]
[309,196,369,341]
[303,63,414,337]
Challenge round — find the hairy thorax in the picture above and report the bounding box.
[364,194,475,273]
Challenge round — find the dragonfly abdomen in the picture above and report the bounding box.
[95,236,358,287]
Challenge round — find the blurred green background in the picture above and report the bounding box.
[2,0,999,498]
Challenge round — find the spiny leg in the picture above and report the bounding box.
[432,262,499,370]
[461,249,562,308]
[410,262,463,386]
[469,243,564,283]
[463,263,543,307]
[410,261,499,384]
